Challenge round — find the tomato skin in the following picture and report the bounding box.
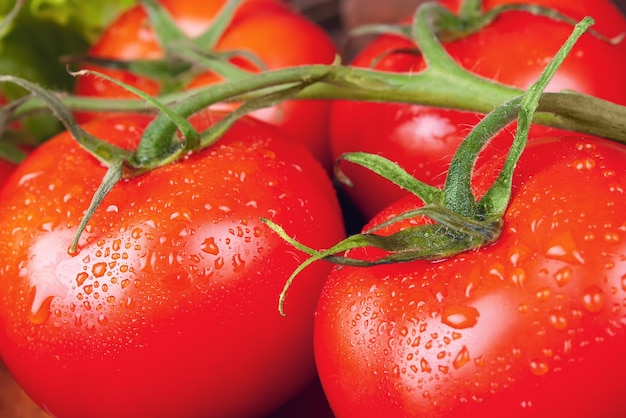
[330,0,626,218]
[75,0,338,167]
[0,113,345,418]
[315,136,626,418]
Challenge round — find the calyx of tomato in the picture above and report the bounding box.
[264,16,594,315]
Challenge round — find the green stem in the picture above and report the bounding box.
[458,0,483,19]
[5,61,626,147]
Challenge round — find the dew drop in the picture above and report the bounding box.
[75,272,89,287]
[201,237,219,255]
[573,158,596,171]
[529,360,549,376]
[536,287,552,301]
[510,267,527,288]
[545,233,584,264]
[474,356,485,367]
[553,266,572,287]
[603,232,621,244]
[441,305,479,330]
[92,262,107,278]
[97,314,109,325]
[582,285,605,313]
[453,346,470,370]
[420,358,432,373]
[548,312,568,331]
[214,257,225,269]
[131,228,143,239]
[232,253,246,273]
[30,296,53,325]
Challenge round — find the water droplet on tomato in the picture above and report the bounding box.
[214,257,225,269]
[75,271,89,287]
[201,237,219,255]
[603,232,621,244]
[441,305,479,329]
[30,296,54,325]
[92,262,107,278]
[573,158,596,171]
[453,346,470,369]
[510,267,527,288]
[97,314,108,325]
[553,266,572,287]
[582,285,605,313]
[536,287,552,301]
[420,358,432,373]
[548,312,568,331]
[545,233,584,264]
[474,356,485,367]
[74,313,83,327]
[232,253,246,273]
[529,360,549,376]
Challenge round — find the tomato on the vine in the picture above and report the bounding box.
[74,0,338,167]
[330,0,626,218]
[314,135,626,417]
[0,111,345,418]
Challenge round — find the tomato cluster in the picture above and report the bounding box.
[0,1,625,418]
[331,0,626,218]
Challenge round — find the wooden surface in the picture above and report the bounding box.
[0,362,50,418]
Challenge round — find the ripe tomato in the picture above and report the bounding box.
[74,0,338,167]
[0,112,345,418]
[314,136,626,417]
[330,0,626,218]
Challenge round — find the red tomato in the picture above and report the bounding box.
[74,0,338,167]
[0,112,345,418]
[330,0,626,218]
[314,136,626,417]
